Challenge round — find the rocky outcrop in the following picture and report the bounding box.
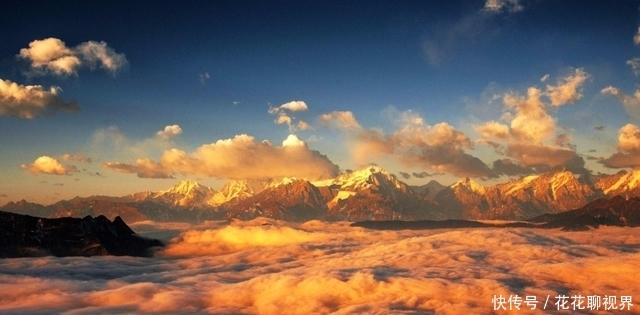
[0,211,163,258]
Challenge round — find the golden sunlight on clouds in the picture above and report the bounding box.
[103,134,339,180]
[21,156,77,175]
[18,37,128,76]
[0,79,79,119]
[1,222,638,314]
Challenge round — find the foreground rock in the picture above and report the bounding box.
[0,211,163,258]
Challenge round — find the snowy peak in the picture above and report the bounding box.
[603,168,640,195]
[451,178,486,195]
[334,165,407,192]
[161,179,205,196]
[211,179,264,206]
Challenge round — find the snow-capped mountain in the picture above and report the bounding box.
[436,169,597,220]
[7,166,640,223]
[211,179,265,206]
[130,179,217,209]
[224,166,442,221]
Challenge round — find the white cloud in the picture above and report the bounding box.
[18,37,127,76]
[103,134,339,180]
[634,27,640,45]
[156,125,183,140]
[279,100,308,112]
[21,156,77,175]
[0,78,79,118]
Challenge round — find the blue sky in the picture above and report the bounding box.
[2,0,640,204]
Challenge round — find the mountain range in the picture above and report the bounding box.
[3,166,640,223]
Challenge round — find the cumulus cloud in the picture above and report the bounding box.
[21,156,77,175]
[635,27,640,45]
[269,101,309,132]
[348,110,494,178]
[0,78,79,118]
[156,125,182,141]
[103,134,339,180]
[482,0,524,13]
[474,70,589,175]
[413,171,445,178]
[18,37,127,76]
[61,153,92,163]
[1,222,638,314]
[319,111,362,130]
[601,86,640,120]
[545,68,590,106]
[600,124,640,168]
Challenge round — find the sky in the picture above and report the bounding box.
[1,220,639,313]
[3,0,640,204]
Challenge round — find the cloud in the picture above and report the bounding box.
[422,0,525,66]
[103,134,339,180]
[627,58,640,76]
[269,101,310,132]
[601,86,640,120]
[594,125,605,131]
[74,41,128,74]
[0,78,79,118]
[474,70,589,174]
[349,110,495,178]
[398,172,411,179]
[21,156,77,175]
[102,159,175,179]
[268,100,308,114]
[61,153,92,163]
[199,72,210,85]
[319,111,362,130]
[482,0,524,13]
[635,27,640,45]
[545,68,590,107]
[18,37,127,76]
[412,171,444,178]
[156,125,183,141]
[600,124,640,168]
[1,222,638,314]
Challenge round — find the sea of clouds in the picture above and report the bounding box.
[0,219,639,314]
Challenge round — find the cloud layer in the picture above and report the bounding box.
[18,38,127,76]
[0,220,638,314]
